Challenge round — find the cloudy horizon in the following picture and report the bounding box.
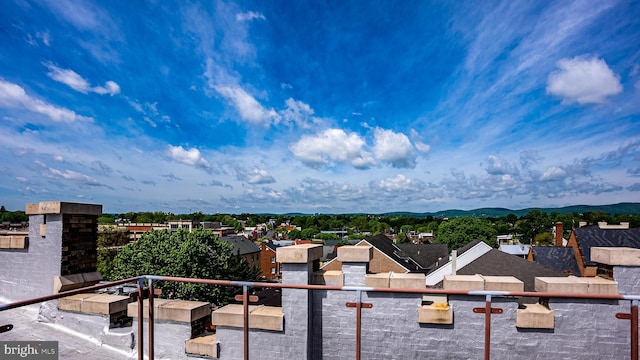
[1,1,639,214]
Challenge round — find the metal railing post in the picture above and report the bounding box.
[632,299,638,360]
[243,284,249,360]
[485,295,492,360]
[148,279,155,360]
[137,277,144,360]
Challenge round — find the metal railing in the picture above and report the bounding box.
[1,276,639,360]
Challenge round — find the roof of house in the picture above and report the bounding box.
[220,235,261,255]
[531,246,581,276]
[454,249,567,292]
[456,239,484,256]
[396,243,449,272]
[363,234,427,273]
[575,226,640,266]
[499,244,530,256]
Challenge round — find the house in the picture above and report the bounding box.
[259,241,281,280]
[567,222,640,276]
[499,244,530,258]
[321,234,448,274]
[219,235,261,269]
[455,248,567,291]
[527,246,580,276]
[425,240,493,286]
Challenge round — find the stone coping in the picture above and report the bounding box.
[211,304,283,331]
[276,244,323,264]
[535,276,618,295]
[26,201,102,215]
[314,270,344,286]
[591,247,640,266]
[0,235,28,249]
[186,334,217,358]
[127,299,211,323]
[516,303,554,329]
[363,272,425,289]
[418,303,453,325]
[443,274,524,292]
[58,293,131,315]
[53,272,103,293]
[337,245,373,263]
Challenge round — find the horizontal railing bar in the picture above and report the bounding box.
[0,277,140,311]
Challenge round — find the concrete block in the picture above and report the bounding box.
[591,247,640,266]
[81,294,130,315]
[315,270,344,286]
[40,224,46,237]
[418,303,453,324]
[157,299,211,322]
[26,201,103,215]
[337,245,373,263]
[516,303,554,329]
[10,236,27,249]
[250,306,284,331]
[186,334,217,358]
[53,273,86,293]
[82,272,103,285]
[443,274,484,291]
[535,276,588,294]
[390,273,426,289]
[276,244,323,263]
[0,236,10,248]
[481,276,524,292]
[365,272,391,288]
[585,276,618,295]
[25,203,39,214]
[127,298,174,318]
[211,304,259,328]
[58,293,96,312]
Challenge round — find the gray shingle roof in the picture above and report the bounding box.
[531,246,581,276]
[220,235,261,255]
[575,226,640,266]
[456,249,567,292]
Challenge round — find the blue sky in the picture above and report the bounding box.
[1,0,639,214]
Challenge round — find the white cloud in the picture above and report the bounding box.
[289,128,374,169]
[280,98,315,127]
[214,85,278,125]
[236,11,266,22]
[371,174,424,193]
[0,79,93,123]
[373,128,416,168]
[16,177,28,183]
[246,169,276,184]
[546,56,622,104]
[541,166,567,181]
[45,63,120,96]
[168,145,211,170]
[485,155,518,175]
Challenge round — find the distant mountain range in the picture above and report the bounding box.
[273,203,640,218]
[381,202,640,218]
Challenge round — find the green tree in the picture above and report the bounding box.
[435,217,497,251]
[110,229,260,305]
[301,228,318,239]
[516,210,551,245]
[97,227,131,279]
[534,232,554,246]
[287,229,302,240]
[396,232,409,244]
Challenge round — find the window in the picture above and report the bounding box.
[170,224,178,231]
[181,224,189,229]
[271,257,276,263]
[270,268,276,274]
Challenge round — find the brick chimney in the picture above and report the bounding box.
[555,222,563,247]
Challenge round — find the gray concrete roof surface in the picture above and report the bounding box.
[0,304,135,360]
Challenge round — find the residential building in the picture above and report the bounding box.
[219,235,261,269]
